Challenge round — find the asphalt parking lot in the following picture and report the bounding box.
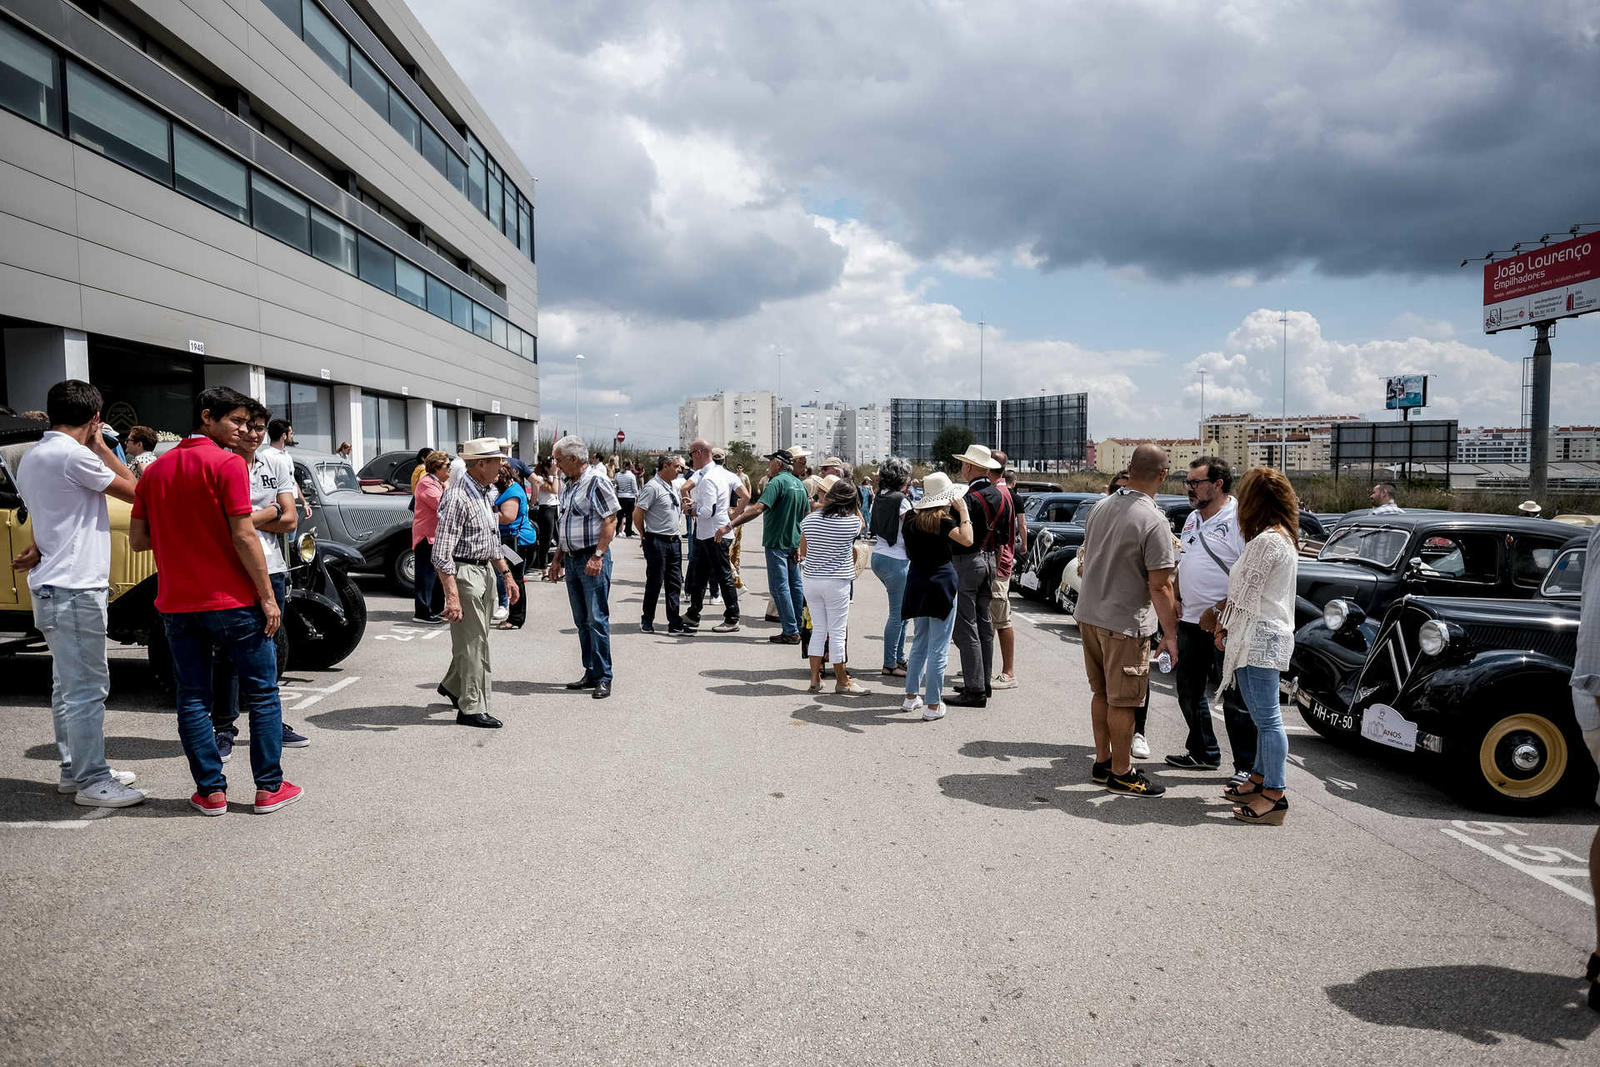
[1,528,1596,1064]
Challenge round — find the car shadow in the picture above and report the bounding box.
[22,736,185,762]
[0,777,196,820]
[1325,965,1599,1047]
[0,656,169,709]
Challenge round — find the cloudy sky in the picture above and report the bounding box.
[410,0,1600,449]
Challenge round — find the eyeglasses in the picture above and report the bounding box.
[1183,478,1215,488]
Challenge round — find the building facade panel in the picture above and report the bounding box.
[890,398,998,463]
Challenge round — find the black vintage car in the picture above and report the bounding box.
[1284,531,1594,812]
[1293,512,1576,629]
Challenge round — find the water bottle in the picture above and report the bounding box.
[1156,650,1172,674]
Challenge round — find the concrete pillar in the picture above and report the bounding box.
[484,413,512,448]
[332,385,362,467]
[406,398,435,450]
[3,327,89,411]
[519,419,540,462]
[456,406,473,448]
[203,362,266,401]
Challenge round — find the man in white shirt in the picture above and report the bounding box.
[1370,481,1403,514]
[1166,457,1256,777]
[262,418,312,519]
[11,380,145,807]
[679,439,748,633]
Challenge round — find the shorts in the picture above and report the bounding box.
[1080,621,1150,708]
[1573,688,1600,805]
[988,573,1012,628]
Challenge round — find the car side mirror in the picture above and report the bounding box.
[1406,556,1424,576]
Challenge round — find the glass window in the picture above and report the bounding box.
[507,324,521,355]
[250,172,310,252]
[264,376,332,453]
[488,172,503,229]
[434,406,458,452]
[378,395,407,453]
[522,331,536,362]
[425,273,451,319]
[491,313,507,348]
[394,257,426,309]
[172,127,248,222]
[421,124,447,175]
[467,152,486,213]
[471,302,491,339]
[447,150,466,195]
[387,87,419,149]
[349,48,387,115]
[263,0,301,35]
[301,0,349,84]
[360,393,379,466]
[357,233,394,292]
[65,63,171,185]
[310,207,356,273]
[449,289,471,330]
[0,19,62,131]
[517,205,532,256]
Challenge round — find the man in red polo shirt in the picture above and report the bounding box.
[131,385,301,816]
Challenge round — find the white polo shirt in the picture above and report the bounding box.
[1177,498,1246,624]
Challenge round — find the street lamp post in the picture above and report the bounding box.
[574,353,585,439]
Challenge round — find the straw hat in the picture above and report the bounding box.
[817,474,840,495]
[1517,500,1542,515]
[459,437,504,459]
[914,471,967,509]
[789,446,810,460]
[951,443,1001,470]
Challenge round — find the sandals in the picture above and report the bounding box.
[1232,793,1288,826]
[807,681,823,693]
[881,666,908,677]
[835,681,871,695]
[1223,776,1264,801]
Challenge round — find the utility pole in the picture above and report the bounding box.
[978,318,985,401]
[1197,369,1207,433]
[1279,310,1289,468]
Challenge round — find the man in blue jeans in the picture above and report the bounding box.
[132,385,301,816]
[721,450,808,644]
[12,379,146,808]
[547,435,620,699]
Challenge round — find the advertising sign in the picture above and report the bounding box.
[1482,239,1600,333]
[1385,374,1427,410]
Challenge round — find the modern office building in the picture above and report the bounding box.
[889,398,997,463]
[0,0,539,466]
[779,400,890,464]
[677,390,777,454]
[999,393,1087,470]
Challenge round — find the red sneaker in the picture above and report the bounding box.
[253,781,303,814]
[190,791,227,816]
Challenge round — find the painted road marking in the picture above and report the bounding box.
[1440,820,1593,906]
[0,821,91,830]
[374,623,448,643]
[280,676,361,712]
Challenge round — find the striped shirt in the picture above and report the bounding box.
[558,464,621,552]
[432,474,504,576]
[800,512,863,580]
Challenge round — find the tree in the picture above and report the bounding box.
[930,424,975,475]
[724,439,758,472]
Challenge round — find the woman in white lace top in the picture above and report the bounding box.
[1214,468,1301,825]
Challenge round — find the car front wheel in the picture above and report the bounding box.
[1455,708,1582,813]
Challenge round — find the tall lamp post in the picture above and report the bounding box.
[573,353,585,440]
[1278,310,1289,469]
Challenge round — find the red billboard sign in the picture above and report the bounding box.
[1482,238,1600,333]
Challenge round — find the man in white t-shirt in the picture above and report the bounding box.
[11,380,145,807]
[1165,456,1256,776]
[212,403,306,760]
[679,440,747,633]
[262,417,312,519]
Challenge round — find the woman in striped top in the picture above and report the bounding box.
[799,479,869,694]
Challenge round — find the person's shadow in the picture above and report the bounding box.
[1326,964,1599,1047]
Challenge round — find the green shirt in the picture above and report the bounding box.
[757,470,808,550]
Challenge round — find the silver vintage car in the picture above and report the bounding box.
[288,449,419,594]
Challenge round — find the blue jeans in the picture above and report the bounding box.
[905,608,959,707]
[1234,665,1288,790]
[32,585,111,788]
[870,554,910,669]
[765,547,804,636]
[165,604,283,794]
[213,573,288,737]
[564,546,613,682]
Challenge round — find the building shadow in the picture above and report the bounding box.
[789,702,923,734]
[0,777,195,820]
[1325,965,1599,1047]
[22,736,185,762]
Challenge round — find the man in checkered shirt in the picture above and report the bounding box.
[545,435,620,699]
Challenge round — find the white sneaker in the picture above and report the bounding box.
[901,696,925,714]
[991,673,1018,690]
[1131,733,1152,760]
[922,703,946,721]
[73,778,147,808]
[491,605,510,624]
[58,768,137,794]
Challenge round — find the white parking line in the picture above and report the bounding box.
[280,676,361,712]
[0,821,91,830]
[1441,821,1594,906]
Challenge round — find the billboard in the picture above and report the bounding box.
[1331,419,1456,472]
[999,393,1088,468]
[1482,239,1600,333]
[1384,374,1426,410]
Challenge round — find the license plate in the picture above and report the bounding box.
[1359,702,1418,752]
[1019,573,1039,590]
[1303,698,1356,733]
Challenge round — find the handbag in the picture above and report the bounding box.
[852,540,872,577]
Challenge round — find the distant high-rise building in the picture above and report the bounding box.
[1199,413,1361,473]
[678,391,778,454]
[1455,425,1600,463]
[780,401,845,457]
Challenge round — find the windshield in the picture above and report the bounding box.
[1318,525,1410,569]
[316,462,362,495]
[1073,501,1097,523]
[1540,547,1586,598]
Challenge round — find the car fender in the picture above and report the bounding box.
[316,541,364,570]
[1409,653,1580,736]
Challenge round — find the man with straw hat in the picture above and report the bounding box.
[946,443,1014,709]
[433,437,519,728]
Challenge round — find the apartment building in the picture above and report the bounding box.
[677,390,778,454]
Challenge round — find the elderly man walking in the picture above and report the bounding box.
[681,439,746,634]
[946,444,1014,709]
[633,453,685,633]
[547,435,620,698]
[722,449,808,643]
[1077,442,1179,797]
[433,438,520,728]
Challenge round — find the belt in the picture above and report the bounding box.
[453,557,490,566]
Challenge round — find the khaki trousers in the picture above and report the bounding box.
[442,563,495,715]
[731,525,745,588]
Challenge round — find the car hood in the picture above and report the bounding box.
[320,490,412,544]
[1296,560,1384,608]
[1405,595,1581,628]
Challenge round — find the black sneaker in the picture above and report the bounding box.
[216,733,234,764]
[1105,768,1167,797]
[282,724,310,748]
[667,624,686,635]
[640,621,655,633]
[1164,753,1220,770]
[1091,759,1111,784]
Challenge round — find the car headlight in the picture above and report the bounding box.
[1417,619,1450,657]
[1323,599,1351,632]
[297,532,317,563]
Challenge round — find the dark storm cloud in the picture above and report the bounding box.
[416,0,1598,316]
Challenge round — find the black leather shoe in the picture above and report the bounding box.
[945,690,988,708]
[436,683,461,710]
[565,676,599,690]
[592,680,612,700]
[456,711,502,728]
[640,621,655,633]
